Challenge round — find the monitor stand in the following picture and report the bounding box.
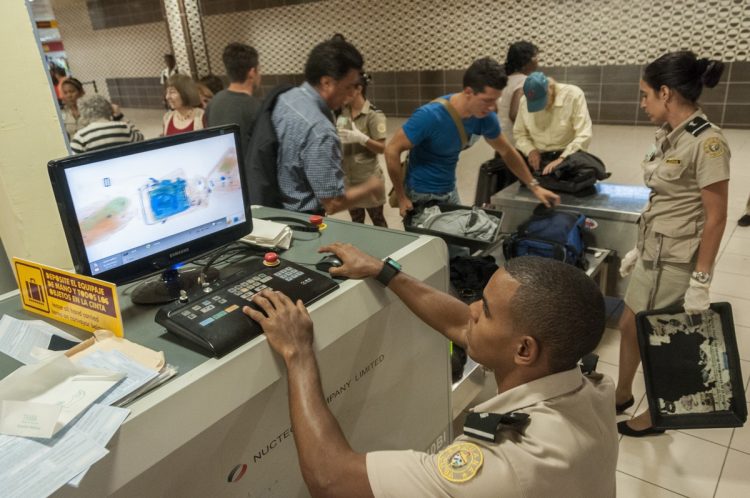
[131,267,220,305]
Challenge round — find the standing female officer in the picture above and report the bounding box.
[616,51,730,437]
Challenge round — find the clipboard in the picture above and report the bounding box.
[635,302,747,430]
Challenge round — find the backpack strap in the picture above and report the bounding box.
[433,97,468,148]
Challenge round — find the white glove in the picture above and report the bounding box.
[339,127,369,145]
[684,278,711,315]
[619,247,639,277]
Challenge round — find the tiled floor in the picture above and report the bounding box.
[125,108,750,497]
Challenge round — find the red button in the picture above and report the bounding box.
[263,252,280,266]
[309,215,323,226]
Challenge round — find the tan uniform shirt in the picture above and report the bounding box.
[637,110,731,264]
[340,101,387,207]
[366,368,618,498]
[514,83,593,158]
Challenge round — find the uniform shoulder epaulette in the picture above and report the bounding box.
[369,103,381,112]
[685,116,712,137]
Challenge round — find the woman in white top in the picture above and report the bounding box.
[497,41,539,146]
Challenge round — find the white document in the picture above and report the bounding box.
[75,350,159,406]
[0,400,62,438]
[240,218,293,249]
[66,403,130,487]
[0,316,81,365]
[0,428,108,498]
[0,354,123,437]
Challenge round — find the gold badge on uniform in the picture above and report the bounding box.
[665,158,681,165]
[703,137,724,158]
[436,441,484,483]
[377,123,386,134]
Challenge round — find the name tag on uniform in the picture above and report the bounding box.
[665,158,681,165]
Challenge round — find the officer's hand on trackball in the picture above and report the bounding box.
[683,277,711,315]
[528,150,542,171]
[243,289,313,361]
[619,247,639,277]
[339,128,369,145]
[318,242,383,280]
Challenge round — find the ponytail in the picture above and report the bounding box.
[643,51,725,103]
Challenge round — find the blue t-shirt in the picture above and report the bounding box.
[403,95,501,194]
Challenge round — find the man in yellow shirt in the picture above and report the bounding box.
[513,71,593,176]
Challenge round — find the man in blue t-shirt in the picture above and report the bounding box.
[385,58,559,217]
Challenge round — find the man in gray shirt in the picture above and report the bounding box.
[206,43,262,155]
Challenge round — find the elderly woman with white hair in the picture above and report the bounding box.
[70,95,143,154]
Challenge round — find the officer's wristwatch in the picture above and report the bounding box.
[375,257,401,286]
[692,271,711,284]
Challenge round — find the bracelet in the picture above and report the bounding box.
[527,178,540,189]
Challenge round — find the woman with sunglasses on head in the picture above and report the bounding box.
[60,77,86,138]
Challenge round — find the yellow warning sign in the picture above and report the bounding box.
[13,258,124,337]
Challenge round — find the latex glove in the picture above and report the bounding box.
[619,247,639,277]
[684,278,711,315]
[339,128,369,145]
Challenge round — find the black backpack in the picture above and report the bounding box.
[244,84,294,208]
[503,207,588,270]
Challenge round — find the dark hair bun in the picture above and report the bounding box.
[698,58,725,88]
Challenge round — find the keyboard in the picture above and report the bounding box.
[155,258,339,357]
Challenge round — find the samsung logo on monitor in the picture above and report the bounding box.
[169,248,190,258]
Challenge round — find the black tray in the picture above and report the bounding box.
[403,203,503,253]
[635,302,747,430]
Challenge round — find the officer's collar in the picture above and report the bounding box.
[661,108,706,148]
[343,100,371,118]
[471,367,584,415]
[301,82,335,123]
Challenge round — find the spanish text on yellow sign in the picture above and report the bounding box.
[13,258,124,337]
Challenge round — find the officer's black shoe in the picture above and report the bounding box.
[617,420,665,438]
[738,214,750,227]
[615,396,634,413]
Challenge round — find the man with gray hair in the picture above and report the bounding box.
[70,95,143,154]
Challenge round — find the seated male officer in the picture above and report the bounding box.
[385,57,559,217]
[514,71,593,176]
[273,39,383,215]
[243,248,618,498]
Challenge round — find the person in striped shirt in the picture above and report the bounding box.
[70,95,143,154]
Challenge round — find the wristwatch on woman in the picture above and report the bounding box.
[691,271,711,284]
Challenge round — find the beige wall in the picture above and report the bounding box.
[0,1,72,274]
[202,0,750,74]
[52,0,172,100]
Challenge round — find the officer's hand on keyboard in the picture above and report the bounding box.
[242,289,314,361]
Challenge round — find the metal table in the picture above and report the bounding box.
[490,182,650,296]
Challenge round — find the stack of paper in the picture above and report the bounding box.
[0,322,177,493]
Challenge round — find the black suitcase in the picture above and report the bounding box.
[474,156,515,207]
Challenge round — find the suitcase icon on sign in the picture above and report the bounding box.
[26,278,46,305]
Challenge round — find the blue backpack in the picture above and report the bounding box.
[503,209,588,269]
